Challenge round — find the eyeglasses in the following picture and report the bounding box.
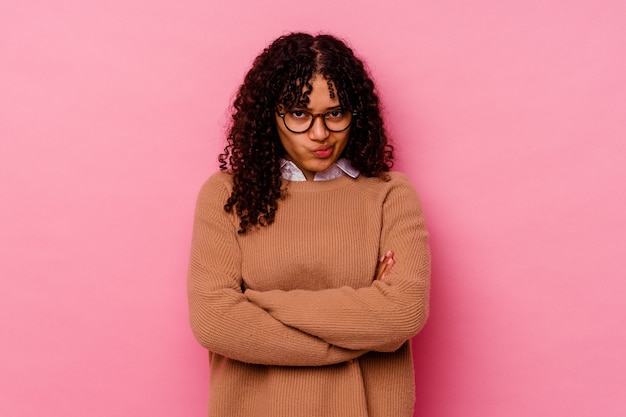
[277,109,356,134]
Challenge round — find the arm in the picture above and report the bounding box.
[245,175,430,352]
[187,174,365,366]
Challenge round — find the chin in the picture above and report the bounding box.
[313,162,333,172]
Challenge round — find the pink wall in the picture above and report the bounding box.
[1,1,625,416]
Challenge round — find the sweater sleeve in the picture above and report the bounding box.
[187,173,365,366]
[244,174,430,352]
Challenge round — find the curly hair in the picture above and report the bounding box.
[219,32,394,233]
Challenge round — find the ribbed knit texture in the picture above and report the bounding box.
[188,171,430,417]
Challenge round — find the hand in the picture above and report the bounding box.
[375,250,395,280]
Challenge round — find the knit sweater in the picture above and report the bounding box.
[187,171,430,417]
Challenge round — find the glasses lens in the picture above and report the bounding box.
[284,111,313,133]
[324,110,352,132]
[283,110,352,133]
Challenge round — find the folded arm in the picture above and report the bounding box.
[187,174,365,366]
[245,176,431,352]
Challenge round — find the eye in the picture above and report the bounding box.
[288,110,309,119]
[326,110,344,120]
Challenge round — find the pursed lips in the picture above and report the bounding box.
[312,145,332,152]
[312,146,333,158]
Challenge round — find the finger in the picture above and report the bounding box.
[380,256,396,280]
[375,258,386,280]
[375,250,395,280]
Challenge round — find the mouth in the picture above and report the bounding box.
[313,147,333,158]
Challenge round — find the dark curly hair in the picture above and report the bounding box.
[219,32,394,233]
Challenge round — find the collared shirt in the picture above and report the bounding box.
[280,158,360,182]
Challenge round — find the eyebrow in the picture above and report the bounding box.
[290,105,343,112]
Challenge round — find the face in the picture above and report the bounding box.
[275,74,350,181]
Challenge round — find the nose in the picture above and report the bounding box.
[308,115,329,141]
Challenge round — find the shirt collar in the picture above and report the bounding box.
[279,158,360,182]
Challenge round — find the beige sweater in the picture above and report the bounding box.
[188,171,430,417]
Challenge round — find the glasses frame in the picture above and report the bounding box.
[276,109,357,134]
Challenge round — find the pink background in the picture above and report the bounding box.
[1,0,625,416]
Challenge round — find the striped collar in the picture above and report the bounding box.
[279,158,360,182]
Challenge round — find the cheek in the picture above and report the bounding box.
[275,125,289,146]
[277,129,299,155]
[275,119,291,142]
[337,132,351,151]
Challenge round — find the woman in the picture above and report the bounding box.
[187,32,430,417]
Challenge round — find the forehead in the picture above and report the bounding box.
[287,74,340,109]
